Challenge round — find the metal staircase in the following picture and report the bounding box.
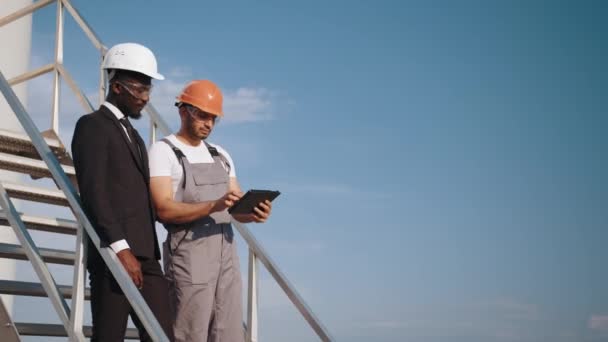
[0,1,333,341]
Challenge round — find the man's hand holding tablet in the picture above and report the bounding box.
[229,189,280,223]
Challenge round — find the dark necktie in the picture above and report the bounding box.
[119,117,142,161]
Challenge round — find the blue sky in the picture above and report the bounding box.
[6,0,608,341]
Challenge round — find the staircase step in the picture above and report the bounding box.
[0,211,78,235]
[0,151,75,179]
[15,322,139,339]
[0,128,72,166]
[1,182,69,206]
[0,280,90,300]
[0,242,74,265]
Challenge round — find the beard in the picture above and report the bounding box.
[187,119,209,140]
[126,110,143,119]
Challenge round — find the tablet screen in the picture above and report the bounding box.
[228,189,280,215]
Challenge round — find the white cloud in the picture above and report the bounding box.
[223,87,275,123]
[589,315,608,332]
[166,66,192,79]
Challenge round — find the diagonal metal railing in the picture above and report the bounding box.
[1,0,334,341]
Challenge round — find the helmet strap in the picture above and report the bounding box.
[107,69,117,82]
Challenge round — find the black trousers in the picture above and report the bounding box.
[89,258,173,342]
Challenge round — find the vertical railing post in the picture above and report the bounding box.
[51,0,63,134]
[149,122,157,145]
[98,51,105,107]
[69,225,87,338]
[246,249,259,342]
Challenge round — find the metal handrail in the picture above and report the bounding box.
[0,0,54,27]
[7,63,54,86]
[61,0,105,52]
[1,0,334,340]
[233,221,334,341]
[0,70,170,342]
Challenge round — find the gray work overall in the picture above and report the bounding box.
[161,139,243,342]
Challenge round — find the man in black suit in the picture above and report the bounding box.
[71,42,172,342]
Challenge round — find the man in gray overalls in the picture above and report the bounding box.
[148,80,273,342]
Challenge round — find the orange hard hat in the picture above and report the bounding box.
[175,80,223,117]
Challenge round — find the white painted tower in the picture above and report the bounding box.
[0,0,33,312]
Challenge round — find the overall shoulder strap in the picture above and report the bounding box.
[161,138,188,189]
[203,141,231,174]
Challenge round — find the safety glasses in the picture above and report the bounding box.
[185,105,218,123]
[115,80,153,100]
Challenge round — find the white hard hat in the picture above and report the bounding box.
[102,42,164,80]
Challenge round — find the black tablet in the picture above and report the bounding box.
[228,189,281,215]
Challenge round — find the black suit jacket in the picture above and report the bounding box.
[72,105,160,268]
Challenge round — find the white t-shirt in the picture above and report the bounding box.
[148,134,236,200]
